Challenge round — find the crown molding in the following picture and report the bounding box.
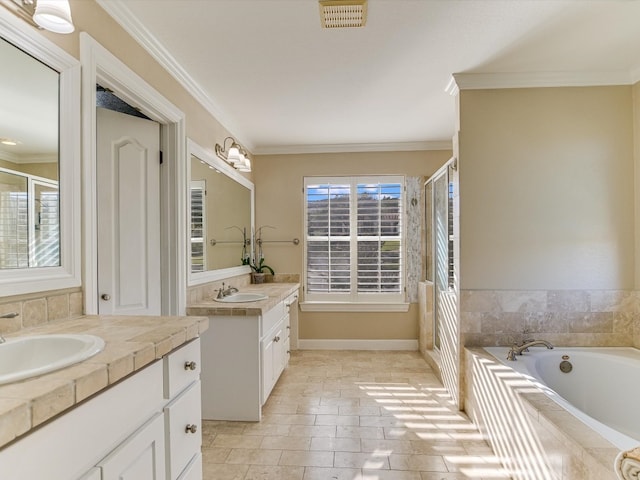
[252,140,452,155]
[451,70,635,91]
[95,0,253,150]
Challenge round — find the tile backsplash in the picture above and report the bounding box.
[0,287,84,335]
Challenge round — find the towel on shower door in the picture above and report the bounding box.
[615,446,640,480]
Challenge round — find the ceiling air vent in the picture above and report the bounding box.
[319,0,367,29]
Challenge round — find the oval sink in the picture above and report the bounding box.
[215,293,268,303]
[0,334,105,385]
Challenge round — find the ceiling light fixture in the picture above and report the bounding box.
[0,0,74,34]
[215,136,252,173]
[319,0,367,29]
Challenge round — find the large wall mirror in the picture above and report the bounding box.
[0,11,81,295]
[187,139,253,285]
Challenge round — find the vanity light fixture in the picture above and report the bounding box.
[0,0,75,34]
[215,136,252,173]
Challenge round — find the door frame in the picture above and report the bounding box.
[80,33,187,315]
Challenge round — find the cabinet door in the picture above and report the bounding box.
[273,325,285,377]
[77,468,101,480]
[261,335,275,404]
[99,413,166,480]
[177,453,202,480]
[165,382,202,480]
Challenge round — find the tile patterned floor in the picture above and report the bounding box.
[201,350,511,480]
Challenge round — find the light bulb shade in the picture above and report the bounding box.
[34,0,75,34]
[227,145,241,163]
[237,157,251,172]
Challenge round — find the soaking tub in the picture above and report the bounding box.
[484,346,640,451]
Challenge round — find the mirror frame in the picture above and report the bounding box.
[187,138,254,286]
[0,10,81,296]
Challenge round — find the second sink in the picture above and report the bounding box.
[215,293,268,303]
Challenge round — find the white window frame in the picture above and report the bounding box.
[303,175,407,310]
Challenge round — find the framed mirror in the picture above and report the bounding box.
[0,11,81,295]
[187,138,253,285]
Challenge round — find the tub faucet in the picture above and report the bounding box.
[507,340,554,361]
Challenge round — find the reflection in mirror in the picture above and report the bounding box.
[0,35,59,270]
[187,139,254,285]
[0,168,58,268]
[0,12,81,296]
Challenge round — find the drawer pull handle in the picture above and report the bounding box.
[185,424,198,434]
[184,361,197,371]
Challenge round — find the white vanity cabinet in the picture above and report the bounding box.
[0,339,202,480]
[201,290,297,421]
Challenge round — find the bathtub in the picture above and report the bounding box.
[484,346,640,451]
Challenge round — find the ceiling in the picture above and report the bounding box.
[98,0,640,154]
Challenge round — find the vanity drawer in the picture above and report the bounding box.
[165,381,202,480]
[164,339,201,399]
[261,302,285,336]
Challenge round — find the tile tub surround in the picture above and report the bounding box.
[186,282,300,317]
[460,289,639,348]
[465,348,619,480]
[0,314,209,448]
[201,350,511,480]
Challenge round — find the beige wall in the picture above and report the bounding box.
[459,86,635,291]
[45,0,252,183]
[253,150,450,340]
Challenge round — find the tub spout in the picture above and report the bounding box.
[506,340,554,361]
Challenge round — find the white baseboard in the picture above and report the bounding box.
[297,339,418,351]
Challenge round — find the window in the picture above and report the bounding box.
[190,180,206,273]
[304,176,405,303]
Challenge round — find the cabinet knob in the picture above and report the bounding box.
[287,350,291,354]
[185,424,198,434]
[101,294,111,301]
[184,361,197,371]
[274,336,280,342]
[286,326,290,330]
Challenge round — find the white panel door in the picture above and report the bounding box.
[97,107,161,315]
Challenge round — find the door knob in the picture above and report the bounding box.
[101,294,111,301]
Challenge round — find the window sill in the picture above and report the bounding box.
[299,302,410,313]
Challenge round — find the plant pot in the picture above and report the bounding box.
[251,272,266,284]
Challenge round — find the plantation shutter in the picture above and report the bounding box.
[190,181,205,273]
[356,181,402,293]
[305,176,404,302]
[306,181,351,293]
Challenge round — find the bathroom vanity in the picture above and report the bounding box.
[0,315,208,480]
[187,283,299,421]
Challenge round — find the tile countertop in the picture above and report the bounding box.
[186,282,300,317]
[0,314,209,449]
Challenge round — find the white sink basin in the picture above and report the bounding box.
[0,334,105,385]
[215,292,268,303]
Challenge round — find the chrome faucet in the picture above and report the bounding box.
[216,282,239,299]
[506,340,554,361]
